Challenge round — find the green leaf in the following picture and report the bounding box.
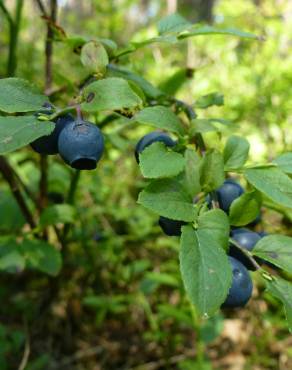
[273,153,292,174]
[229,191,261,226]
[179,26,259,40]
[81,77,142,112]
[184,148,201,197]
[21,239,62,276]
[0,116,55,155]
[145,272,179,287]
[179,213,232,316]
[0,251,25,272]
[0,78,47,113]
[138,179,196,222]
[107,65,164,99]
[190,118,231,134]
[135,106,184,136]
[199,209,230,251]
[200,150,225,192]
[253,235,292,273]
[81,41,109,75]
[131,34,178,48]
[40,204,76,227]
[265,276,292,332]
[158,13,191,35]
[0,239,25,273]
[139,142,185,179]
[244,167,292,209]
[0,191,25,233]
[195,92,224,109]
[97,38,118,56]
[224,135,250,170]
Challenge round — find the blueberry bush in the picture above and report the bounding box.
[0,1,292,368]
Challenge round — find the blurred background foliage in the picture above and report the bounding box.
[0,0,292,369]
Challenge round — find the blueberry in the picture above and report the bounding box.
[258,231,268,238]
[58,120,104,170]
[229,228,261,270]
[135,131,176,163]
[213,179,244,213]
[222,256,253,308]
[158,216,186,236]
[31,114,75,155]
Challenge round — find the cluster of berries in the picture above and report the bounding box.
[31,104,104,170]
[135,131,270,309]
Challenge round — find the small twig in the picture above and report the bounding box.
[18,319,30,370]
[172,98,207,153]
[39,154,48,210]
[34,0,48,17]
[76,105,82,121]
[9,164,38,205]
[62,170,81,240]
[0,0,14,25]
[45,0,57,93]
[229,237,261,270]
[39,154,49,239]
[42,105,77,121]
[0,156,36,229]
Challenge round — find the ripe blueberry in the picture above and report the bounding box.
[212,179,244,213]
[258,231,268,238]
[31,114,74,155]
[58,120,104,170]
[135,131,176,163]
[222,256,253,308]
[158,216,186,236]
[229,228,261,270]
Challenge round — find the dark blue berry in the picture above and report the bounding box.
[229,228,261,270]
[135,131,176,163]
[158,216,186,236]
[58,120,104,170]
[31,114,74,155]
[213,179,244,213]
[222,256,253,308]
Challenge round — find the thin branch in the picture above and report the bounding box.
[45,0,57,93]
[18,320,30,370]
[11,164,38,205]
[66,170,81,204]
[0,0,14,25]
[7,0,23,76]
[39,154,48,210]
[229,237,261,270]
[37,0,58,238]
[62,170,81,241]
[34,0,48,16]
[0,156,36,229]
[39,154,49,240]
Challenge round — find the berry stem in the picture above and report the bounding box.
[62,170,81,242]
[229,237,261,271]
[172,99,220,208]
